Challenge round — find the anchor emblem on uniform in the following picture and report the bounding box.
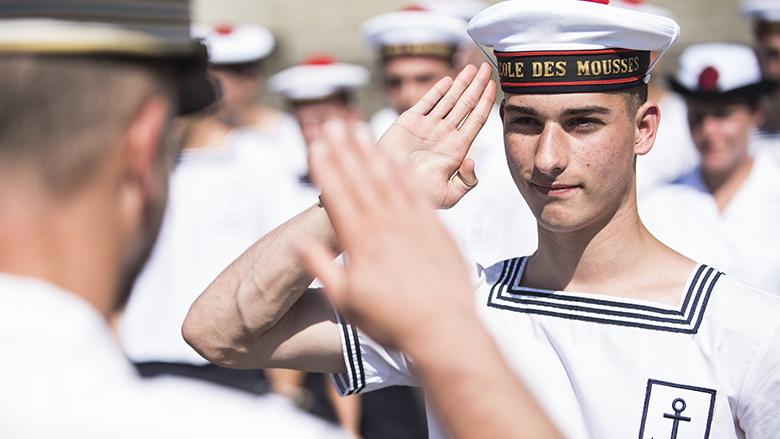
[656,398,691,439]
[639,379,716,439]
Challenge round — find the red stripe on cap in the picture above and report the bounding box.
[496,48,632,58]
[580,0,610,4]
[214,24,234,35]
[501,75,642,88]
[401,5,427,11]
[303,55,336,66]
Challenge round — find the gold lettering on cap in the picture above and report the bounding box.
[498,61,524,78]
[532,62,543,77]
[590,60,602,76]
[531,61,567,78]
[577,60,590,76]
[556,61,567,76]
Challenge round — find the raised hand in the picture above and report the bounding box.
[378,63,496,209]
[298,120,476,349]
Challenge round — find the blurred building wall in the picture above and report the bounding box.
[194,0,754,115]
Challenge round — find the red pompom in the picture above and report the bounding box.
[580,0,610,4]
[214,24,234,36]
[698,67,720,91]
[303,54,336,66]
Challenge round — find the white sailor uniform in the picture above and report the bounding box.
[333,257,780,439]
[640,152,780,296]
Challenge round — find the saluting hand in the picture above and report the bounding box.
[298,120,477,350]
[378,63,496,209]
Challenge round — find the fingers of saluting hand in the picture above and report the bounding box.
[445,63,494,126]
[426,64,478,119]
[460,78,497,145]
[408,76,455,116]
[310,120,415,240]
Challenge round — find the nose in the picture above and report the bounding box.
[693,113,721,143]
[534,124,568,177]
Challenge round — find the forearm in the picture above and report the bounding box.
[404,314,562,439]
[183,204,338,366]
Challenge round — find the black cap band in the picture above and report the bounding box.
[495,48,651,94]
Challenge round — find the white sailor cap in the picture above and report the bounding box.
[468,0,680,95]
[610,0,673,19]
[741,0,780,22]
[193,24,275,65]
[268,55,369,103]
[668,43,776,99]
[415,0,489,21]
[362,6,468,60]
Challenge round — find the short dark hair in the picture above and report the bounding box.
[0,55,176,195]
[619,83,648,116]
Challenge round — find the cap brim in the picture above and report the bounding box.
[667,76,778,100]
[178,67,219,115]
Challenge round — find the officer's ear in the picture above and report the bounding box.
[115,96,171,225]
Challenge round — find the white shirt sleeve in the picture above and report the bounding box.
[737,316,780,438]
[330,311,418,396]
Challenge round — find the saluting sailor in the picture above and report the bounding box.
[184,1,780,439]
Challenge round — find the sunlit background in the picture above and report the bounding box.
[194,0,754,113]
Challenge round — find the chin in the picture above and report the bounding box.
[535,207,587,234]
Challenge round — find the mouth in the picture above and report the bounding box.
[529,181,581,197]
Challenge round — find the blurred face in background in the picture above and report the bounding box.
[209,62,261,124]
[291,94,361,149]
[754,27,780,82]
[686,97,762,178]
[382,55,453,114]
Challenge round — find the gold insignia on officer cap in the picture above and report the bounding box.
[468,0,681,94]
[0,0,217,114]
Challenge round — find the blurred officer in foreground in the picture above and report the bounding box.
[0,1,341,437]
[0,2,557,438]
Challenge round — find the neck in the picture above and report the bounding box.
[235,104,281,130]
[0,175,123,321]
[701,156,754,212]
[182,117,231,151]
[525,186,683,302]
